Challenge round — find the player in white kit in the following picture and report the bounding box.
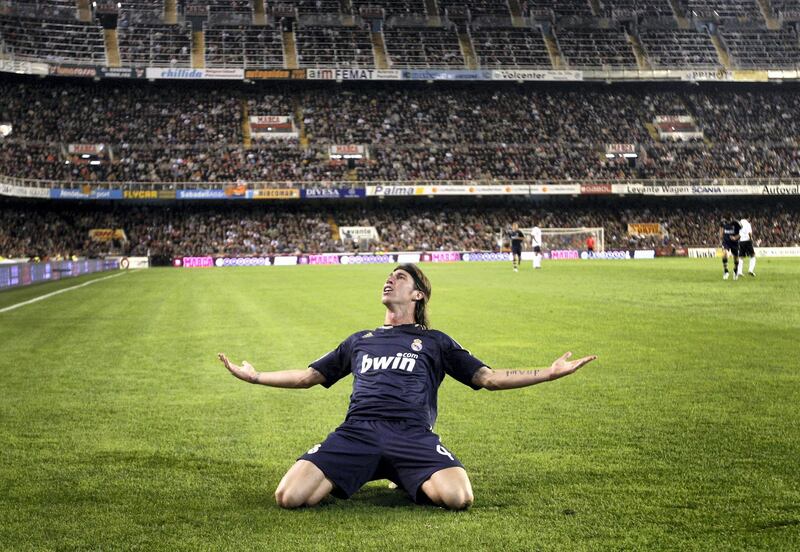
[737,218,756,277]
[530,226,543,269]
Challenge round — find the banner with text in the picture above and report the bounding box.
[0,59,49,76]
[491,69,583,81]
[145,68,244,80]
[0,183,51,198]
[251,188,301,200]
[628,223,663,235]
[307,68,402,80]
[339,226,379,241]
[50,188,123,200]
[301,187,366,199]
[88,228,128,242]
[249,115,298,140]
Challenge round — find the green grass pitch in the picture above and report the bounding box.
[1,259,799,551]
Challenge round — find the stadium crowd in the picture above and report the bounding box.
[1,199,798,259]
[3,80,800,184]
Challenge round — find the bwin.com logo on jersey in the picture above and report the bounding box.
[360,353,418,373]
[411,339,423,352]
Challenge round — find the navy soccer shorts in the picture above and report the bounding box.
[722,241,739,255]
[298,419,464,503]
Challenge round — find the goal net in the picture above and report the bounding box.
[521,227,605,253]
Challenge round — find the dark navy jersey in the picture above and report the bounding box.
[309,324,486,428]
[721,220,742,244]
[509,230,525,249]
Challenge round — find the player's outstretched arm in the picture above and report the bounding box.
[217,353,326,388]
[472,352,597,391]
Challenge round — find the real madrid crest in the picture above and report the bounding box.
[411,339,423,352]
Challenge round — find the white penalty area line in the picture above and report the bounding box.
[0,271,127,314]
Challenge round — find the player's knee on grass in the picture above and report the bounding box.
[422,468,474,510]
[274,460,331,508]
[438,486,474,510]
[274,480,330,508]
[274,486,305,509]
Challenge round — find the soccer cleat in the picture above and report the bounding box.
[733,273,738,281]
[723,272,729,280]
[749,272,756,277]
[513,268,518,272]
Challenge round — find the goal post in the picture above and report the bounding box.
[521,227,605,253]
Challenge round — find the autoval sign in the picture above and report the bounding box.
[762,185,800,195]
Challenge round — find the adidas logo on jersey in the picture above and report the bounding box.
[360,353,418,374]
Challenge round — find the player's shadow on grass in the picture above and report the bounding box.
[236,483,416,510]
[340,485,417,509]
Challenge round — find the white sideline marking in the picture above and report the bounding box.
[0,272,126,314]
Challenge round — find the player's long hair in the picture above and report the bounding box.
[395,263,431,329]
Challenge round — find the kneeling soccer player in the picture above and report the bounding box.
[218,264,596,510]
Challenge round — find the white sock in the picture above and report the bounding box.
[533,254,541,269]
[749,258,756,273]
[737,259,743,276]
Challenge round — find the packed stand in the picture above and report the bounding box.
[1,199,798,259]
[4,79,800,183]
